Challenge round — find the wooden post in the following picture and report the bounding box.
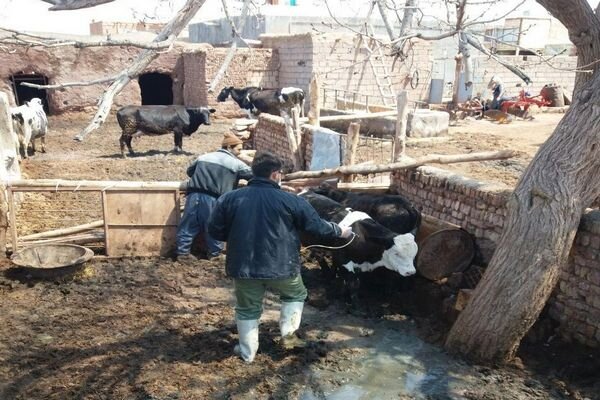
[7,187,17,253]
[452,53,463,106]
[282,112,302,171]
[291,107,303,165]
[308,74,321,126]
[0,185,7,254]
[393,91,409,161]
[342,122,361,183]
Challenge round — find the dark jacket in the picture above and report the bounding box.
[207,178,342,279]
[186,149,253,197]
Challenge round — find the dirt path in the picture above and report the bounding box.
[1,111,598,399]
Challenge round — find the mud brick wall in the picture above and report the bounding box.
[183,48,279,119]
[392,166,600,348]
[0,43,200,114]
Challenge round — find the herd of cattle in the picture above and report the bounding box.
[10,86,423,287]
[9,86,305,159]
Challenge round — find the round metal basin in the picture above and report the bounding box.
[415,229,475,281]
[10,244,94,278]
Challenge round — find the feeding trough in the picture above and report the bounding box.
[10,244,94,279]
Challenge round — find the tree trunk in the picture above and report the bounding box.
[445,66,600,363]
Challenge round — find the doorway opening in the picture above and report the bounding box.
[138,73,173,105]
[10,73,50,114]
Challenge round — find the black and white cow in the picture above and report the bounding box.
[313,186,421,235]
[11,98,48,159]
[299,190,418,277]
[216,86,262,118]
[116,105,215,157]
[217,86,305,117]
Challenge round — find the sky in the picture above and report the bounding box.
[0,0,594,36]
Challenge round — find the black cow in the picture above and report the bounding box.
[313,187,421,235]
[217,86,305,117]
[116,105,215,157]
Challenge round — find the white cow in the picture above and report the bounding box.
[11,98,48,159]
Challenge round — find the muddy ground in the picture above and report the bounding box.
[1,112,599,399]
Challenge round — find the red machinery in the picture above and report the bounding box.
[500,89,551,114]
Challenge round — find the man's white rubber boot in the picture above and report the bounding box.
[280,302,306,349]
[234,319,259,363]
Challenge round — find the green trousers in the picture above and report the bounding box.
[234,274,308,320]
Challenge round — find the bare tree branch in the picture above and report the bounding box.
[219,0,251,48]
[323,0,383,45]
[75,0,208,142]
[0,26,173,50]
[465,33,531,83]
[21,75,119,90]
[41,0,116,11]
[207,0,252,94]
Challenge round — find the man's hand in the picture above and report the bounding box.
[340,226,353,239]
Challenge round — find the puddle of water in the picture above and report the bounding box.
[302,322,478,399]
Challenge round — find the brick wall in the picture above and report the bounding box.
[471,55,577,99]
[253,113,321,171]
[261,33,433,111]
[392,167,600,347]
[261,34,313,94]
[312,34,433,107]
[253,113,295,168]
[183,47,279,118]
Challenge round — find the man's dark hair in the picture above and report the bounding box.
[251,151,283,178]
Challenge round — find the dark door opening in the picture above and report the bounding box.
[138,73,173,105]
[10,74,50,114]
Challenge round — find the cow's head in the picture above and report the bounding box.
[217,87,233,102]
[381,233,418,276]
[27,98,43,108]
[199,107,216,125]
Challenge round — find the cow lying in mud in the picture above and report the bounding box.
[299,190,418,302]
[313,186,421,235]
[116,105,215,157]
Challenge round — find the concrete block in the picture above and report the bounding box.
[407,109,450,138]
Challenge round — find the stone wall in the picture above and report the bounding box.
[0,43,206,114]
[392,167,600,348]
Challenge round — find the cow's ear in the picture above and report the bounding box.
[209,108,216,113]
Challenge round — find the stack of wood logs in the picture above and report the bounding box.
[231,119,258,149]
[9,220,105,250]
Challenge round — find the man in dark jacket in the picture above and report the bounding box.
[176,132,253,262]
[208,151,352,363]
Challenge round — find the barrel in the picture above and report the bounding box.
[541,84,565,107]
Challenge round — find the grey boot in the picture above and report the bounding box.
[234,319,259,362]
